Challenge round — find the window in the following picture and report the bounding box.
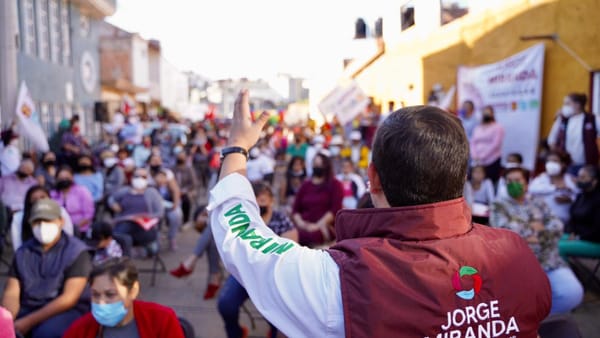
[60,0,71,65]
[36,0,50,60]
[49,0,60,62]
[354,18,367,39]
[401,1,415,31]
[22,0,37,55]
[374,17,383,38]
[441,0,469,25]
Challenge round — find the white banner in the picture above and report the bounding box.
[457,44,545,170]
[318,81,370,125]
[15,82,49,152]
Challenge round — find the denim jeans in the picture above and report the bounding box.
[546,267,584,315]
[18,307,84,338]
[193,226,221,275]
[165,207,183,240]
[218,276,278,338]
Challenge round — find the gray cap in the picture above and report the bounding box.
[29,199,62,223]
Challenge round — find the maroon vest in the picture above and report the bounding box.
[327,198,551,338]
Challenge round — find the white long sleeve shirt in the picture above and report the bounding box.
[208,173,345,338]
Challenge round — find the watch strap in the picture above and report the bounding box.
[220,146,248,161]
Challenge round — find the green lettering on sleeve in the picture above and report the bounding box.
[274,242,295,254]
[240,228,262,240]
[262,242,280,254]
[231,223,250,237]
[229,213,251,227]
[250,237,272,249]
[224,203,244,217]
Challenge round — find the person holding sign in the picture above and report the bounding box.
[207,90,551,337]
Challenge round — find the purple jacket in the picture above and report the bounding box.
[51,185,95,232]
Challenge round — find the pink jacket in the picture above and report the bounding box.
[470,122,505,166]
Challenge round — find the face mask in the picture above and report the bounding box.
[143,141,152,147]
[507,182,525,199]
[16,171,29,179]
[482,115,494,123]
[259,206,269,216]
[32,222,60,244]
[176,159,185,165]
[56,179,73,190]
[562,105,575,117]
[72,126,80,134]
[78,165,93,172]
[150,165,161,173]
[290,170,304,178]
[174,146,183,155]
[314,143,323,150]
[131,177,148,190]
[129,116,139,124]
[10,139,19,147]
[194,138,206,146]
[92,301,128,327]
[43,160,56,167]
[312,167,325,178]
[330,146,341,156]
[104,158,118,168]
[545,161,562,176]
[577,181,593,191]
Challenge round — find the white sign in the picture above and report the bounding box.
[318,81,370,125]
[15,82,49,152]
[458,44,545,169]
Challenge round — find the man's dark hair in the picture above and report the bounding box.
[581,165,599,180]
[503,167,530,181]
[568,93,587,110]
[507,153,523,164]
[252,181,274,197]
[463,100,474,110]
[91,222,114,241]
[372,106,469,207]
[90,257,139,290]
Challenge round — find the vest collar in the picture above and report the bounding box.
[335,198,472,241]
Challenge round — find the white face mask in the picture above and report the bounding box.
[562,105,575,117]
[33,222,61,244]
[314,143,324,150]
[103,157,118,168]
[131,177,148,190]
[128,116,139,124]
[545,161,562,176]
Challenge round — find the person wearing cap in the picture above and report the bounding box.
[0,129,21,176]
[341,130,370,175]
[1,198,92,338]
[328,134,345,175]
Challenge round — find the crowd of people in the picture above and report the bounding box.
[0,90,597,337]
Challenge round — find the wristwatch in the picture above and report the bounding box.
[220,146,248,161]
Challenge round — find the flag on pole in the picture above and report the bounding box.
[15,82,49,152]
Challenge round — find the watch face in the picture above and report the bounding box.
[80,51,97,94]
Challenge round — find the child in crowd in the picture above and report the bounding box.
[90,222,124,264]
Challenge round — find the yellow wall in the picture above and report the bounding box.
[353,0,600,138]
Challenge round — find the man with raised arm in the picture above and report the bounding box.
[208,90,551,338]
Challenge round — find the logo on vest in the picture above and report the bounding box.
[423,267,520,338]
[452,266,482,300]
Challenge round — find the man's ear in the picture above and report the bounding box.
[130,281,140,300]
[367,163,383,193]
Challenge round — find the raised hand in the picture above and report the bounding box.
[227,89,269,150]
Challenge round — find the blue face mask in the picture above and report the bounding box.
[92,301,128,327]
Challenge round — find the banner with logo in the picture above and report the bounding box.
[457,43,545,169]
[15,82,49,152]
[318,80,370,125]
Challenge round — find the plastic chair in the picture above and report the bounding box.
[178,316,196,338]
[559,237,600,290]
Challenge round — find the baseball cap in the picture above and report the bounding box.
[29,199,62,223]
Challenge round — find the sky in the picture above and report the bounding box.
[106,0,385,81]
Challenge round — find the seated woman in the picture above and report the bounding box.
[529,151,577,225]
[108,168,164,256]
[559,165,600,258]
[280,156,306,215]
[1,199,92,338]
[490,167,583,315]
[63,257,185,338]
[292,153,343,247]
[34,151,58,190]
[74,155,104,203]
[11,185,74,251]
[218,182,296,338]
[170,206,223,300]
[51,166,95,237]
